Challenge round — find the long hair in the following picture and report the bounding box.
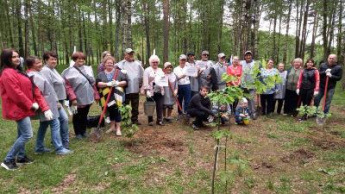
[0,49,20,74]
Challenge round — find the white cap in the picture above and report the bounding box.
[125,48,134,54]
[164,62,173,68]
[179,54,187,60]
[218,53,226,58]
[241,98,248,103]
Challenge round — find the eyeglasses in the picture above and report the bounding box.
[165,66,172,69]
[203,54,209,56]
[152,62,159,64]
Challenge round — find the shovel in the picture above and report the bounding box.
[90,70,119,142]
[168,81,189,124]
[316,76,329,126]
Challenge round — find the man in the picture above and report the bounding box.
[187,86,214,130]
[174,54,192,116]
[213,53,228,90]
[116,48,144,125]
[187,52,199,97]
[196,50,218,91]
[241,51,259,119]
[314,54,343,113]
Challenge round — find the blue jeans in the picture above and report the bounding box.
[36,118,64,152]
[177,84,192,114]
[314,87,335,114]
[58,108,69,148]
[5,117,33,161]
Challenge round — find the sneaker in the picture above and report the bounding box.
[116,130,122,136]
[81,133,89,138]
[56,148,73,155]
[17,156,34,165]
[156,121,165,126]
[75,134,83,139]
[192,124,200,130]
[35,147,52,154]
[148,122,154,126]
[1,160,18,170]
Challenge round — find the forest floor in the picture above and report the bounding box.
[0,89,344,193]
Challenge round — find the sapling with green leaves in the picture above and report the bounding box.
[119,105,139,138]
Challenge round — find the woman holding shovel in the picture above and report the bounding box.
[96,56,127,136]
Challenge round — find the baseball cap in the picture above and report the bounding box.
[164,62,173,68]
[202,50,209,55]
[179,54,187,60]
[218,53,226,58]
[244,50,252,56]
[125,48,135,54]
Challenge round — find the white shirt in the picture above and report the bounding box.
[173,65,190,85]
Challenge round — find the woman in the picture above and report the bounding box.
[41,51,70,149]
[296,59,320,120]
[274,63,287,114]
[26,56,72,155]
[227,56,243,112]
[284,58,303,116]
[260,59,279,115]
[142,54,165,126]
[0,49,51,170]
[97,56,127,135]
[97,51,112,74]
[163,62,178,122]
[62,52,100,139]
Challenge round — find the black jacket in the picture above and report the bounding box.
[188,93,213,115]
[319,62,342,89]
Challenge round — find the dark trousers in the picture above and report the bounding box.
[125,93,140,122]
[284,89,299,115]
[72,105,91,136]
[260,94,275,115]
[314,87,335,114]
[147,93,164,122]
[300,88,313,106]
[274,99,284,114]
[177,84,192,114]
[187,108,210,127]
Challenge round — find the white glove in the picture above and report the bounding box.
[64,100,69,107]
[314,91,319,97]
[32,102,39,110]
[106,80,118,87]
[70,105,78,114]
[325,69,331,73]
[207,115,214,123]
[239,113,245,117]
[275,89,280,94]
[326,72,332,77]
[146,91,152,98]
[44,110,54,120]
[296,89,300,95]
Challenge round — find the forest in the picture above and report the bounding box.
[0,0,343,67]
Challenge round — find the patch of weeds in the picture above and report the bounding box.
[276,176,291,193]
[276,121,306,133]
[283,137,310,148]
[323,148,345,162]
[123,163,147,176]
[188,141,195,154]
[300,171,322,181]
[323,180,345,193]
[228,152,249,177]
[267,132,278,139]
[266,179,275,190]
[244,176,255,189]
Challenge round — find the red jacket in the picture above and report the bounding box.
[0,68,49,121]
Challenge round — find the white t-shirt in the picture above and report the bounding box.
[173,65,190,85]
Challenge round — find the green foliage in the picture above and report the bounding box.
[297,105,331,118]
[119,105,138,138]
[212,129,231,140]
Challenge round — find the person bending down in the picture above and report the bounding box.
[187,86,214,130]
[235,98,250,125]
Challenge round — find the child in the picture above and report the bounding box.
[163,62,178,123]
[235,98,250,125]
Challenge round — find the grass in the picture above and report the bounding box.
[0,86,345,193]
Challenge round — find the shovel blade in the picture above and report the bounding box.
[316,116,326,126]
[89,127,102,142]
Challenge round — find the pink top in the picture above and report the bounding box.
[227,64,243,86]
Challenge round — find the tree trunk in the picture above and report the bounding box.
[283,0,292,64]
[162,0,170,62]
[337,0,343,63]
[16,0,24,57]
[322,0,328,59]
[310,9,318,59]
[299,0,310,59]
[143,1,150,65]
[114,0,121,60]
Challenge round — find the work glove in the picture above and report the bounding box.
[275,89,280,94]
[64,100,69,107]
[296,89,300,95]
[313,91,319,97]
[207,115,214,123]
[31,102,39,111]
[44,110,54,120]
[146,91,152,98]
[326,72,332,77]
[106,80,118,87]
[70,106,78,115]
[325,68,332,73]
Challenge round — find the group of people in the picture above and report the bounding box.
[0,47,342,171]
